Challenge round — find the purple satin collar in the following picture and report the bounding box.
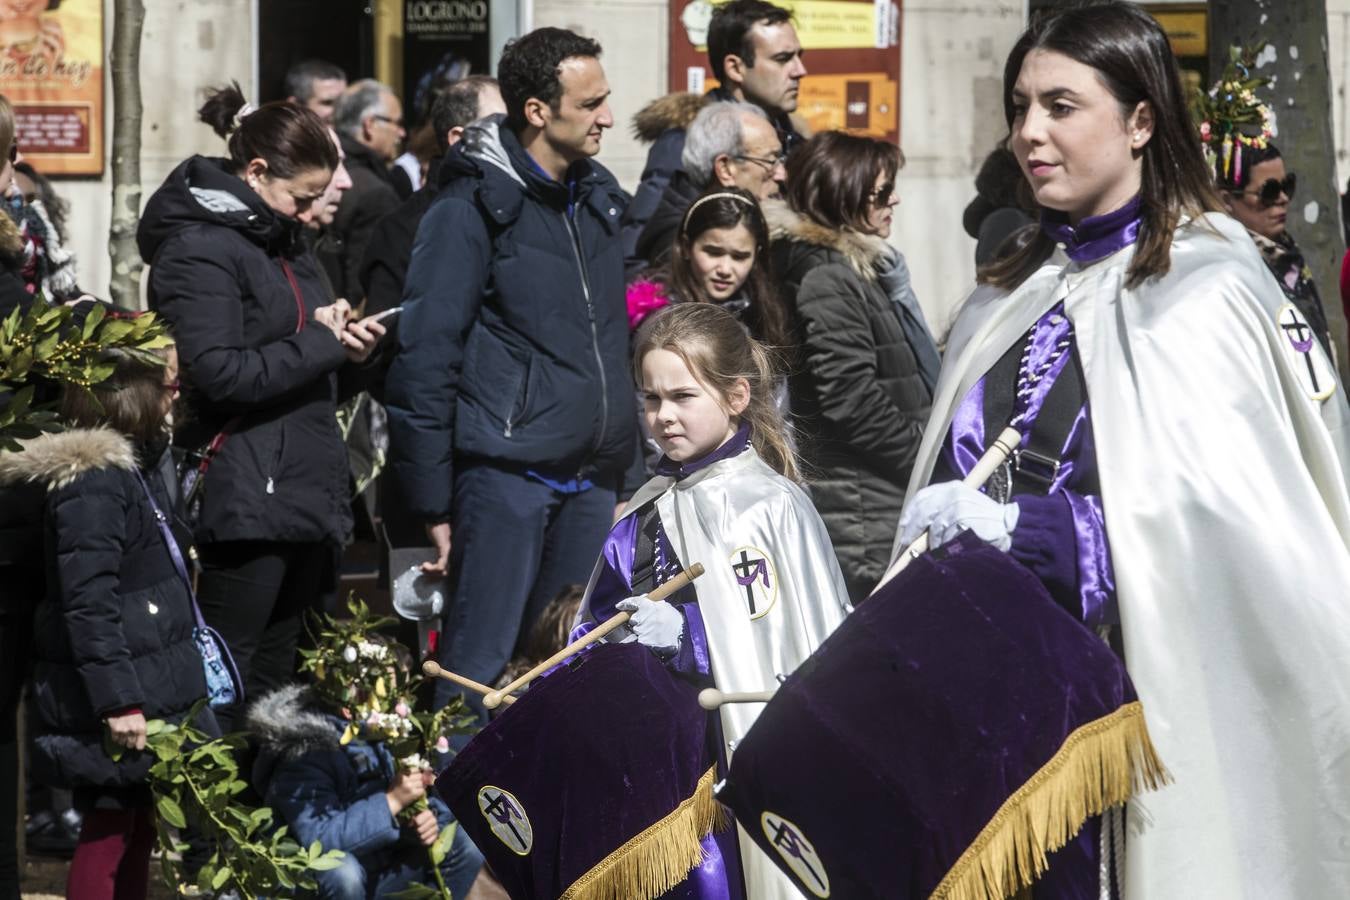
[655,421,752,481]
[1040,195,1143,264]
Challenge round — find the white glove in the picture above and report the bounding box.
[896,482,1020,553]
[616,595,685,657]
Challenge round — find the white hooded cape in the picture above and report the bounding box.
[892,212,1350,898]
[583,448,852,899]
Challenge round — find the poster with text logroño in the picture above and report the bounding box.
[2,0,104,177]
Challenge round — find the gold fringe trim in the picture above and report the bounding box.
[560,765,730,900]
[931,701,1170,900]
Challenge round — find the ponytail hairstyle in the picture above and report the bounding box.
[980,1,1222,291]
[633,303,799,482]
[668,186,790,348]
[198,82,337,179]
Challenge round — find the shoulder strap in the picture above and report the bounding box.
[981,329,1092,497]
[132,468,207,629]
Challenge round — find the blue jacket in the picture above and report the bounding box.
[249,685,452,860]
[385,118,639,520]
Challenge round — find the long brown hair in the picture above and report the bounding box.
[981,1,1222,290]
[633,303,798,482]
[668,186,789,347]
[783,131,902,234]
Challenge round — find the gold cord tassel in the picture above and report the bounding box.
[560,766,731,900]
[930,701,1170,900]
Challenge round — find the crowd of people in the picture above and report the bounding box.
[1,0,1350,898]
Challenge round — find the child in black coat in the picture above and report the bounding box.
[0,341,216,900]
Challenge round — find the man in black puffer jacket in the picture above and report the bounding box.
[385,28,640,723]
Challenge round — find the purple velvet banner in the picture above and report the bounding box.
[716,535,1137,899]
[436,642,719,900]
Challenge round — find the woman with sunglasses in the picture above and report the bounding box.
[1216,144,1333,357]
[768,130,941,603]
[895,3,1350,895]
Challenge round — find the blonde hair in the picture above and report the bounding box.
[633,303,799,482]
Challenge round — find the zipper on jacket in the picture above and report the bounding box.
[561,211,609,454]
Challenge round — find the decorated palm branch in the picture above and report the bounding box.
[0,299,173,451]
[1193,44,1275,186]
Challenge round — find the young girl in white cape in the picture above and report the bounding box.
[574,302,851,899]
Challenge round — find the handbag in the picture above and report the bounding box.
[134,469,244,708]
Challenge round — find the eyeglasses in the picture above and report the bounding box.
[733,153,787,173]
[372,114,404,129]
[869,182,897,205]
[1235,173,1296,207]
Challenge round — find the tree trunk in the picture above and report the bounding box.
[108,0,145,309]
[1210,1,1349,377]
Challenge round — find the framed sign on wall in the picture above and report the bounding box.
[3,0,105,177]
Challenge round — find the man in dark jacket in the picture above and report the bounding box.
[385,28,638,723]
[331,80,406,303]
[622,0,807,260]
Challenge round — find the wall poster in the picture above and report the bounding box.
[2,0,104,177]
[403,0,492,122]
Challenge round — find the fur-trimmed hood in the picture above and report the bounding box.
[762,199,891,281]
[630,91,813,145]
[631,92,707,142]
[247,684,343,762]
[0,427,136,491]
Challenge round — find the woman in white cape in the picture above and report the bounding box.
[894,4,1350,898]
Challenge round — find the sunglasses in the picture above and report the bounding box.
[869,182,897,205]
[1236,173,1296,207]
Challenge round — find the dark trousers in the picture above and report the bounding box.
[433,463,614,723]
[197,540,337,731]
[0,602,33,900]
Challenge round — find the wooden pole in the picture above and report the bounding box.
[483,562,707,709]
[421,660,515,706]
[871,427,1023,594]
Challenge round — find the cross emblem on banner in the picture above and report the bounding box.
[478,785,533,855]
[761,811,830,897]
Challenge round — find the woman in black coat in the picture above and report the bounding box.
[136,86,384,729]
[770,132,940,603]
[0,345,214,900]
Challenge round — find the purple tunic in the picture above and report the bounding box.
[930,198,1144,627]
[929,198,1143,899]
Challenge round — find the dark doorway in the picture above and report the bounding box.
[258,0,376,102]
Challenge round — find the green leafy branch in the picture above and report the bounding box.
[0,298,173,451]
[106,703,345,900]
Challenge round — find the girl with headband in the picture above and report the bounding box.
[625,186,789,348]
